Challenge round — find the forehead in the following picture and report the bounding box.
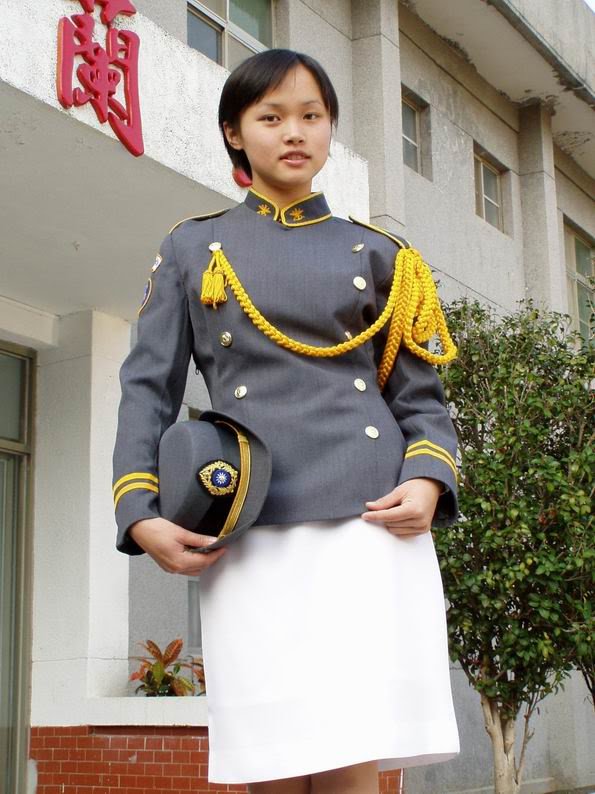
[255,64,323,106]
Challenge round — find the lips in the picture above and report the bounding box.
[280,151,309,160]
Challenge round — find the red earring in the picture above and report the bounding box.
[232,167,253,188]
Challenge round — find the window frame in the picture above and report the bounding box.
[474,152,503,231]
[401,96,421,174]
[564,223,594,345]
[187,0,273,68]
[0,338,35,794]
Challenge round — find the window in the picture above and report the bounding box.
[474,152,503,230]
[402,98,420,173]
[0,340,34,794]
[187,0,273,71]
[401,87,431,178]
[564,225,594,346]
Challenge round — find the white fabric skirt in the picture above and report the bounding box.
[197,514,460,784]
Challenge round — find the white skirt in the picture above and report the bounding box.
[197,514,460,784]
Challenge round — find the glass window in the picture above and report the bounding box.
[187,578,203,652]
[188,7,222,62]
[227,34,255,71]
[187,0,272,67]
[0,340,33,793]
[230,0,272,47]
[402,100,419,173]
[200,0,226,16]
[0,352,25,443]
[565,227,594,346]
[474,154,502,230]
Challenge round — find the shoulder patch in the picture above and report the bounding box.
[348,215,410,250]
[168,207,231,235]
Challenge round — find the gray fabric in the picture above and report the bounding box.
[112,190,460,555]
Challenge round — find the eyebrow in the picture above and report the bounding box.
[258,100,323,109]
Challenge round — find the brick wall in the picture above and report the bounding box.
[30,726,403,793]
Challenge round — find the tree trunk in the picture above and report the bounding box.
[480,693,520,794]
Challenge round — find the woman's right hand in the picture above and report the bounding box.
[128,517,227,576]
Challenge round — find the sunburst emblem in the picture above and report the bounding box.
[257,203,272,216]
[289,207,305,221]
[198,460,238,496]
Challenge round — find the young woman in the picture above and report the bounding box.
[112,49,461,794]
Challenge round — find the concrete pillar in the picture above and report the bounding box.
[518,101,567,312]
[351,0,405,233]
[31,310,133,724]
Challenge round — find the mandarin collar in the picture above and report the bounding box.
[244,187,332,227]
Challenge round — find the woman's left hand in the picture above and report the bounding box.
[361,477,444,536]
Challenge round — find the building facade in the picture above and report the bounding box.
[0,0,593,792]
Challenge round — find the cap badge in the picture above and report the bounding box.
[198,460,239,496]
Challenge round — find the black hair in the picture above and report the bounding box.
[218,48,339,178]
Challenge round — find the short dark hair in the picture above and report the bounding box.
[218,48,339,178]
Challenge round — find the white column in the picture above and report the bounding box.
[352,0,405,231]
[31,309,132,724]
[518,102,568,313]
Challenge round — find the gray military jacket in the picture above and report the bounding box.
[112,187,460,555]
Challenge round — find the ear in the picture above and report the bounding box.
[223,121,243,151]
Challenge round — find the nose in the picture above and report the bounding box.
[282,120,305,144]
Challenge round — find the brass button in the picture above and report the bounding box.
[365,425,379,439]
[209,241,222,251]
[234,385,247,399]
[352,243,364,253]
[220,331,233,347]
[345,330,353,340]
[354,378,366,391]
[353,276,367,290]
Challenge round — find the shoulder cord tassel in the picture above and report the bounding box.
[199,244,458,390]
[201,249,228,308]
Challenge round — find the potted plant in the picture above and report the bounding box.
[129,638,206,696]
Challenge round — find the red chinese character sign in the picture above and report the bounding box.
[57,0,144,156]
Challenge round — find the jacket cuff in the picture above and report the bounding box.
[396,442,459,527]
[114,479,161,555]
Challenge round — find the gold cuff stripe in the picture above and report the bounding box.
[114,481,159,510]
[404,448,458,479]
[113,471,159,496]
[406,439,456,469]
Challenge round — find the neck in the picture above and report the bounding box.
[249,177,314,209]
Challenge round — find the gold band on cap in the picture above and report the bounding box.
[213,420,251,539]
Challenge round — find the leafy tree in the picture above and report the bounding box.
[433,297,593,794]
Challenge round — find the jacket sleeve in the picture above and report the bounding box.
[112,231,193,555]
[370,240,460,528]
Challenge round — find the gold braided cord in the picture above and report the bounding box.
[200,245,458,390]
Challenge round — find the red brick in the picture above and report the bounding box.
[127,736,146,750]
[101,748,121,762]
[180,738,199,751]
[180,763,200,776]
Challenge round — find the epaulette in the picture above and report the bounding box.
[168,207,231,235]
[348,215,410,250]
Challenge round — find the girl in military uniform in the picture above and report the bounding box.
[113,48,461,793]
